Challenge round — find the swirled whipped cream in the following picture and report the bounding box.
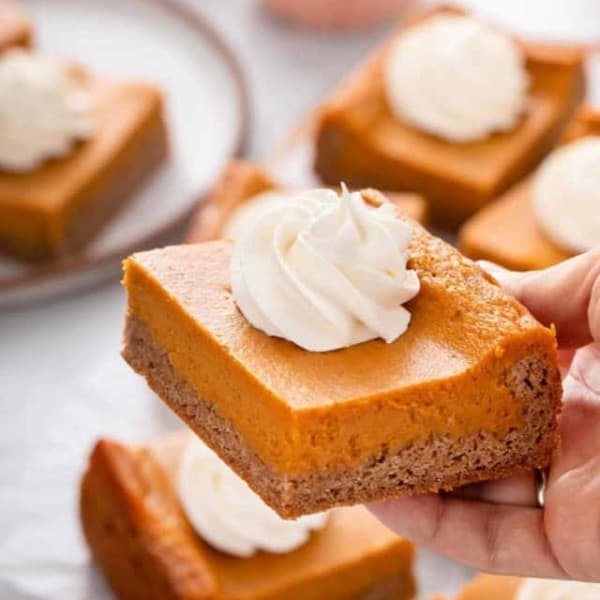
[223,189,300,240]
[0,50,93,172]
[516,578,600,600]
[230,186,420,352]
[532,136,600,254]
[176,434,328,557]
[384,14,528,143]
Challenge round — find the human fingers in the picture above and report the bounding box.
[537,347,600,581]
[450,472,537,507]
[368,494,566,578]
[479,250,600,348]
[551,345,600,477]
[557,348,576,376]
[545,448,600,580]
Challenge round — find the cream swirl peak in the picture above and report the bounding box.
[516,578,600,600]
[177,434,328,557]
[384,14,528,143]
[230,186,420,352]
[0,50,93,173]
[533,136,600,254]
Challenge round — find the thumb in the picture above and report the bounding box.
[479,250,600,348]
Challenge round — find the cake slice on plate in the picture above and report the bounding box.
[0,51,167,261]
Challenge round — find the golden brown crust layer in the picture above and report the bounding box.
[314,6,585,227]
[81,436,415,599]
[123,314,560,518]
[458,106,600,270]
[0,80,168,261]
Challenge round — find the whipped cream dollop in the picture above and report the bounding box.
[176,435,328,557]
[384,14,528,143]
[231,186,420,352]
[532,136,600,254]
[0,50,93,172]
[516,578,600,600]
[223,189,300,240]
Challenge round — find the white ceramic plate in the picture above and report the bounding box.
[0,0,249,307]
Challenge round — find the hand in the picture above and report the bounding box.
[369,250,600,581]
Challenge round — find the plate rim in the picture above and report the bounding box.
[0,0,251,297]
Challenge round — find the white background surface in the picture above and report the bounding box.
[1,1,599,599]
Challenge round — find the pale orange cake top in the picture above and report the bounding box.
[126,232,550,409]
